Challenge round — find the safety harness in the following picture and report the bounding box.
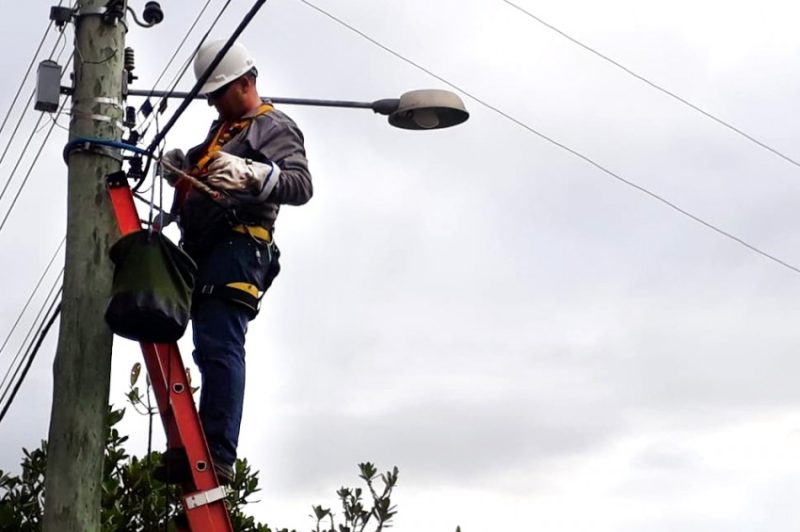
[178,103,276,316]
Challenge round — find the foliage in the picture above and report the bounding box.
[311,462,399,532]
[0,406,400,531]
[0,445,46,531]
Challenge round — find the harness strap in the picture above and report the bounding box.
[231,224,271,242]
[193,103,274,174]
[198,282,261,315]
[173,103,274,213]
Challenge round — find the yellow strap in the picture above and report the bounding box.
[225,282,260,298]
[194,103,275,172]
[232,224,271,242]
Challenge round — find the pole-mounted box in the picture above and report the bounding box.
[35,60,62,113]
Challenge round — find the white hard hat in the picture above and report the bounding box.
[193,40,256,95]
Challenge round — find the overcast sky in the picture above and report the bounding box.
[3,0,800,530]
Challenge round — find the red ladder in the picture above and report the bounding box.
[106,173,234,532]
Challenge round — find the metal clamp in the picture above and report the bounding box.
[71,111,125,132]
[184,486,228,510]
[93,97,123,109]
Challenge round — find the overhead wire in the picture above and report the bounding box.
[144,0,216,100]
[136,0,233,138]
[0,270,63,403]
[296,0,800,276]
[0,1,63,145]
[0,20,73,206]
[500,0,800,170]
[0,77,72,235]
[147,0,268,155]
[0,0,240,422]
[0,296,62,425]
[0,271,63,421]
[0,6,75,422]
[0,237,65,363]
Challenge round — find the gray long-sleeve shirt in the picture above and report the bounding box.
[179,100,312,252]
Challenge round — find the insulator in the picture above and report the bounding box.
[127,156,144,182]
[124,47,135,72]
[124,106,136,128]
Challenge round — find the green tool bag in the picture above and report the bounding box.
[105,230,197,343]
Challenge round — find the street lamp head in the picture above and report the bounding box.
[374,89,469,130]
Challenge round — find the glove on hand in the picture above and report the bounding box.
[206,151,277,200]
[161,148,186,186]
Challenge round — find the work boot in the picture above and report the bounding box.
[153,447,192,484]
[214,461,235,486]
[153,447,234,486]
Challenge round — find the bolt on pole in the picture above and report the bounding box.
[43,0,126,530]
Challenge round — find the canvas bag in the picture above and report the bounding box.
[105,230,197,343]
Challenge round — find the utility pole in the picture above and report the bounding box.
[43,0,126,529]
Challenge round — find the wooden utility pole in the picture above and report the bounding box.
[43,1,126,530]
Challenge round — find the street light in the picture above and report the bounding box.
[121,87,470,130]
[387,89,469,130]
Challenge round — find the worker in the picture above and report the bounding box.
[155,39,312,485]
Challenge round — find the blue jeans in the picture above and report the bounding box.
[190,232,279,467]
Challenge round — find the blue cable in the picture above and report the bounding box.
[62,137,152,163]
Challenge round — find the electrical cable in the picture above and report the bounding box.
[0,272,63,417]
[0,0,64,145]
[136,0,233,138]
[0,96,70,235]
[500,0,800,170]
[131,0,234,193]
[145,0,215,100]
[145,0,263,154]
[0,237,65,362]
[11,0,269,437]
[62,137,151,162]
[297,0,800,277]
[0,26,73,206]
[0,266,62,401]
[0,297,62,426]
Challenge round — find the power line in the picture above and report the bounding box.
[0,1,63,144]
[0,90,70,235]
[0,268,62,401]
[500,0,800,170]
[0,237,65,362]
[0,24,72,205]
[0,271,62,418]
[146,0,216,98]
[296,0,800,276]
[0,296,61,426]
[136,0,233,137]
[146,0,267,153]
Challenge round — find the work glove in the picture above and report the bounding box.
[160,148,186,186]
[206,151,280,202]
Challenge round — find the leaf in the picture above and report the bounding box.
[130,362,141,386]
